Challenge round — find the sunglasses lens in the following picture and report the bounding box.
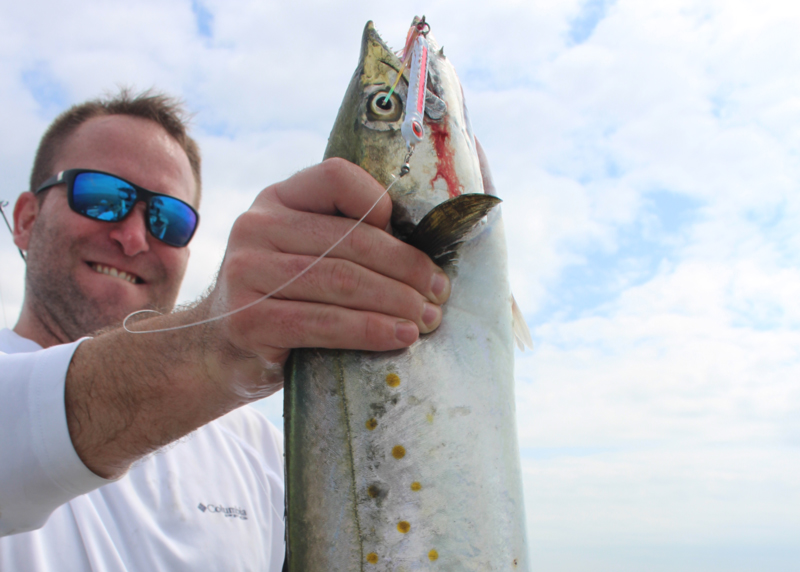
[147,196,198,247]
[70,171,198,247]
[72,172,136,221]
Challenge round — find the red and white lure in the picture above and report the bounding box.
[381,17,430,153]
[400,29,429,148]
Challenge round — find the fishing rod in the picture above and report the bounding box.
[0,201,25,262]
[0,200,24,328]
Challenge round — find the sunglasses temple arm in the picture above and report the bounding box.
[0,201,26,262]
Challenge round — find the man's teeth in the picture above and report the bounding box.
[91,263,139,284]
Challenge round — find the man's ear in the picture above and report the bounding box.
[13,192,39,252]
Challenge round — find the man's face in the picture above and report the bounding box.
[23,114,197,340]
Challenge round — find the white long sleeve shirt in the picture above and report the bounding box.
[0,328,285,571]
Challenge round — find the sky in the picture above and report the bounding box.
[1,0,799,569]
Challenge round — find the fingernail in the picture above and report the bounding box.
[395,321,418,345]
[430,271,450,301]
[422,303,442,330]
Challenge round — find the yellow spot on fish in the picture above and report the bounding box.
[386,373,401,387]
[392,445,406,459]
[397,521,411,533]
[366,552,379,564]
[426,413,434,423]
[367,485,380,498]
[366,418,378,430]
[428,549,439,561]
[410,481,422,491]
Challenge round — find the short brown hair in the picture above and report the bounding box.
[30,87,202,205]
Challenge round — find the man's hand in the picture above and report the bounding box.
[203,158,450,387]
[66,159,450,478]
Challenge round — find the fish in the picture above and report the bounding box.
[284,18,531,572]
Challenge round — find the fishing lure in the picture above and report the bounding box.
[388,17,431,175]
[400,32,429,149]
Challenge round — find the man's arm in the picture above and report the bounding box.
[65,159,451,479]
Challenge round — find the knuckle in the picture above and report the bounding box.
[401,245,434,291]
[318,157,352,186]
[273,305,306,347]
[230,203,284,243]
[228,211,259,246]
[373,192,393,222]
[255,303,307,349]
[329,260,362,298]
[222,249,251,284]
[362,314,390,348]
[231,209,259,234]
[346,227,378,260]
[306,305,339,345]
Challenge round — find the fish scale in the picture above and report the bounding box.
[285,19,529,571]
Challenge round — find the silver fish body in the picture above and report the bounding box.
[285,20,529,572]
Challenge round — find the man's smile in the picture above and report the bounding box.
[87,261,144,284]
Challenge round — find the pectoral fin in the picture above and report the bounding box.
[408,193,502,266]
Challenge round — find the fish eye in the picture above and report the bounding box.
[367,91,402,122]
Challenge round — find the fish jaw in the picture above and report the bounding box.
[324,21,485,236]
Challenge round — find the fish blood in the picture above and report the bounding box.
[429,121,464,198]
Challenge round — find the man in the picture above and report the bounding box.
[0,90,450,570]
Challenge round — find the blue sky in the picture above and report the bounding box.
[1,0,799,570]
[568,0,615,45]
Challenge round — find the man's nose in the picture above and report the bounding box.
[109,202,150,256]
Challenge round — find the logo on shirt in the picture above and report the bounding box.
[198,502,248,520]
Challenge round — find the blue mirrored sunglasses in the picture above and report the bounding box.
[35,169,199,247]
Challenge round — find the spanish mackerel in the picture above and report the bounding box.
[285,19,530,571]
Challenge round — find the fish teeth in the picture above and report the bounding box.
[90,263,139,284]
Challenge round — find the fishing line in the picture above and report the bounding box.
[123,172,408,335]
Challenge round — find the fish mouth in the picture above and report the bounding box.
[87,261,143,284]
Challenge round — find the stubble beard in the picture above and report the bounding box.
[24,215,179,342]
[25,259,124,342]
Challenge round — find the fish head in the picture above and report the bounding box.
[325,20,484,239]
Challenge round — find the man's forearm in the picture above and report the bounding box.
[64,303,281,480]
